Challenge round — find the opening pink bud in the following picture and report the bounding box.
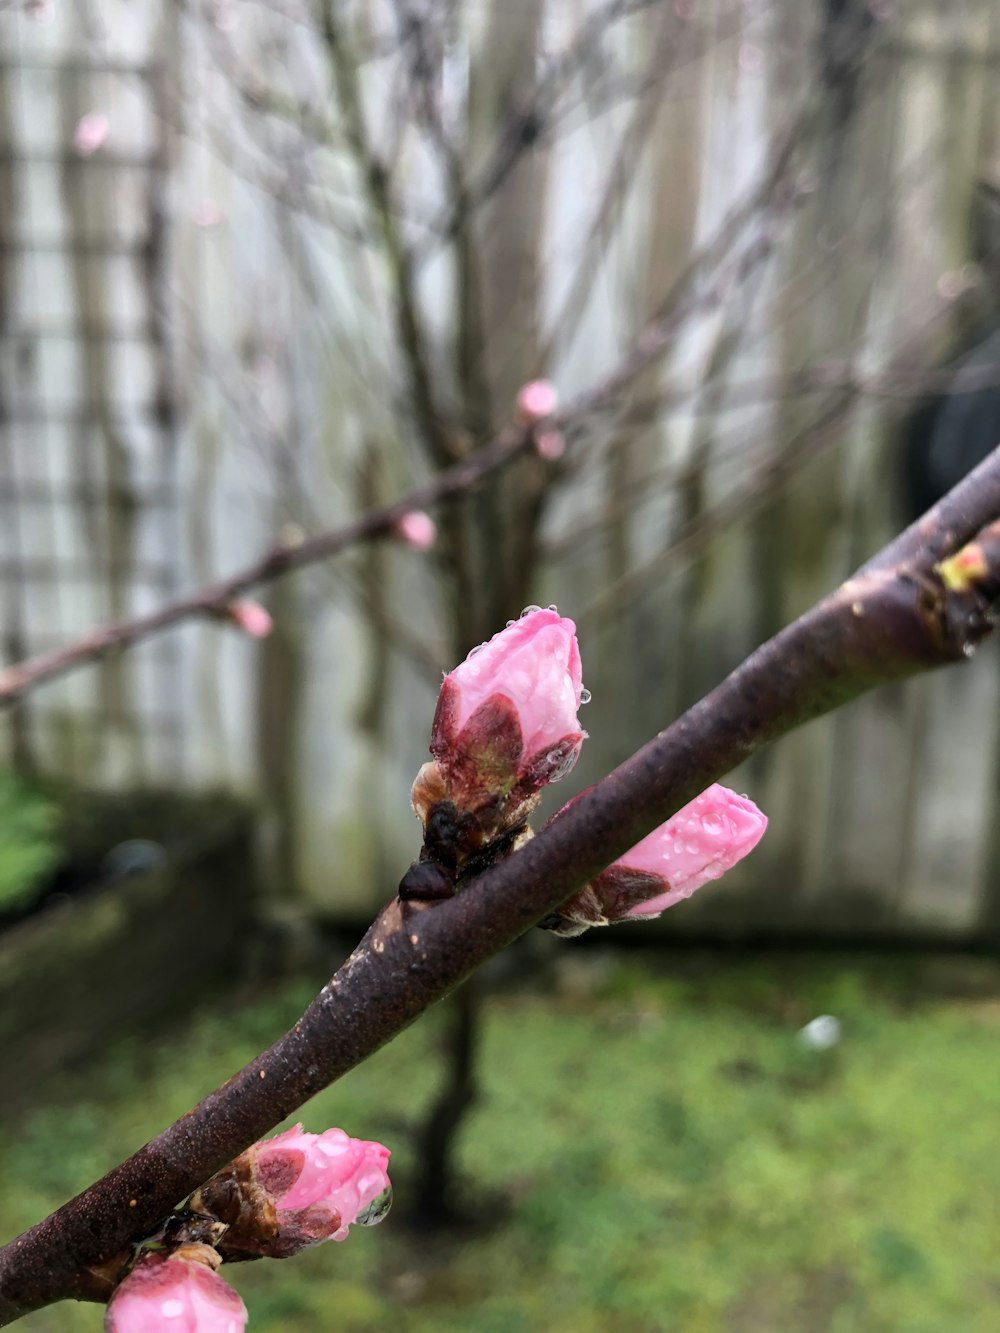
[620,784,767,916]
[253,1124,392,1245]
[226,599,272,638]
[516,379,559,423]
[73,111,110,156]
[105,1253,246,1333]
[431,608,586,797]
[394,510,437,551]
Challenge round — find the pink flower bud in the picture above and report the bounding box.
[251,1125,392,1248]
[615,784,767,915]
[73,112,110,156]
[394,510,437,550]
[543,785,766,936]
[226,599,273,638]
[105,1252,246,1333]
[431,608,586,803]
[516,379,559,424]
[191,1127,391,1261]
[256,1130,394,1242]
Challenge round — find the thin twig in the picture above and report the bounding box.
[0,427,526,707]
[0,133,818,710]
[321,3,453,468]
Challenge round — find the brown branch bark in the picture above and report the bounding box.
[1,445,998,1324]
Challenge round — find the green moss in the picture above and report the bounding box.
[0,770,62,914]
[4,956,1000,1332]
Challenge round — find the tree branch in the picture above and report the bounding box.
[2,445,998,1324]
[1,191,817,711]
[0,425,527,708]
[320,4,454,468]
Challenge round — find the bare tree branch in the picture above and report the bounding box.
[0,426,527,707]
[1,445,998,1324]
[576,394,852,627]
[0,205,800,711]
[320,3,454,468]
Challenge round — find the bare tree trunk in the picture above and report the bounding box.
[409,976,480,1226]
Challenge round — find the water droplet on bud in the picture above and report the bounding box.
[520,604,542,617]
[506,620,515,627]
[579,687,592,705]
[702,813,722,835]
[466,643,485,658]
[546,747,579,782]
[357,1182,393,1227]
[547,603,558,611]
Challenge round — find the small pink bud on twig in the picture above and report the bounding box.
[615,784,767,915]
[515,379,559,424]
[403,607,588,900]
[429,607,586,809]
[253,1125,391,1244]
[105,1246,246,1333]
[193,1125,392,1259]
[394,510,437,551]
[542,784,767,936]
[226,600,273,639]
[515,382,564,462]
[73,112,110,156]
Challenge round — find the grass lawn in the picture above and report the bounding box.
[2,949,999,1332]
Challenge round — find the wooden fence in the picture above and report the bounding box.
[1,0,998,938]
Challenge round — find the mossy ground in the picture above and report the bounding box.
[3,950,999,1332]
